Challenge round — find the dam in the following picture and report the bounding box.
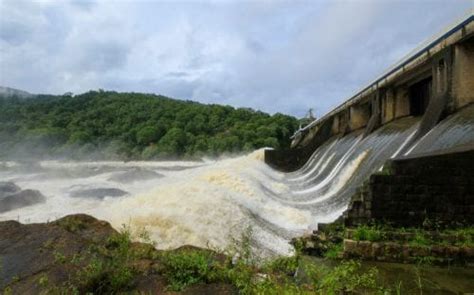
[1,13,473,261]
[265,13,474,227]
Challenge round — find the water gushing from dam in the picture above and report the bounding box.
[1,105,474,257]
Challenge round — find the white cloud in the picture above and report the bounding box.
[0,0,472,116]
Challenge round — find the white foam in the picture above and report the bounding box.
[0,149,310,256]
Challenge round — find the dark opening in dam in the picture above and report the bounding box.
[409,77,431,116]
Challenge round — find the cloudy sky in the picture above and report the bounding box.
[0,0,472,117]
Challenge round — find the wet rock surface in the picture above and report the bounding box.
[0,214,237,295]
[69,188,129,199]
[0,181,21,196]
[108,168,163,183]
[0,182,46,213]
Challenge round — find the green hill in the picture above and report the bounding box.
[0,90,298,160]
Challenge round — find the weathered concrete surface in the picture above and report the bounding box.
[344,144,474,227]
[394,87,410,119]
[265,117,334,172]
[343,239,474,265]
[349,102,371,130]
[453,38,474,108]
[269,15,474,171]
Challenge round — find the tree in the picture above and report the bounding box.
[136,126,165,146]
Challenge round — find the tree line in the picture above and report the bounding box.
[0,90,298,160]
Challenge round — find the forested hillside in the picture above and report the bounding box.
[0,90,298,160]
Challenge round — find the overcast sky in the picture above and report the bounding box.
[0,0,472,117]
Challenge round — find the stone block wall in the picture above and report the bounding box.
[344,145,474,227]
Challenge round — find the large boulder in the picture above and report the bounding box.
[108,168,163,184]
[0,214,237,294]
[0,214,119,292]
[0,184,46,213]
[0,181,21,197]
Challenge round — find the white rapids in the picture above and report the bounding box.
[0,150,310,257]
[1,105,474,258]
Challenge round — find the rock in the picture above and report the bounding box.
[108,168,163,184]
[461,246,474,258]
[0,189,46,213]
[357,241,373,258]
[384,242,402,260]
[372,242,383,258]
[0,214,237,294]
[343,239,357,258]
[0,181,21,197]
[69,188,129,199]
[0,214,116,291]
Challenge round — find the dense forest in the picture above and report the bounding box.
[0,90,298,160]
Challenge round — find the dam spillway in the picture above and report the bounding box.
[265,13,474,226]
[266,13,474,172]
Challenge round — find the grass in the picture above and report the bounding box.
[324,243,343,260]
[349,224,474,247]
[75,225,135,293]
[55,216,87,233]
[447,227,474,247]
[352,225,385,242]
[160,249,216,291]
[409,231,431,248]
[317,261,380,294]
[36,224,137,294]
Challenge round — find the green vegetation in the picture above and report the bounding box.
[353,225,385,242]
[160,249,217,291]
[0,90,298,160]
[348,224,474,247]
[317,261,380,294]
[324,243,344,259]
[5,221,473,294]
[23,224,393,295]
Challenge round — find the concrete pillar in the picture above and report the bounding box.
[340,110,350,134]
[363,92,382,136]
[331,115,340,135]
[381,88,395,123]
[350,102,371,130]
[331,111,350,134]
[394,87,410,118]
[452,38,474,108]
[431,48,452,103]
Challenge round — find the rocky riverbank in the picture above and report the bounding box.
[0,214,236,294]
[3,214,474,294]
[0,182,45,213]
[295,222,474,265]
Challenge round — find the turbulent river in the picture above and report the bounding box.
[1,105,474,258]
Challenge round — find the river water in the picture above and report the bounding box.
[1,105,473,257]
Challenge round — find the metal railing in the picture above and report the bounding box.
[292,11,474,139]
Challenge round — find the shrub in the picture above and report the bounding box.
[317,260,379,294]
[160,249,215,291]
[324,244,343,260]
[353,225,384,242]
[73,226,135,294]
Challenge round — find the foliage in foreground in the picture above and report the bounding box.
[0,90,298,160]
[21,225,393,295]
[350,224,474,247]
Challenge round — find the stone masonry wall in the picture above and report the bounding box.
[344,145,474,227]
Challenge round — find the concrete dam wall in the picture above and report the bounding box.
[264,13,474,226]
